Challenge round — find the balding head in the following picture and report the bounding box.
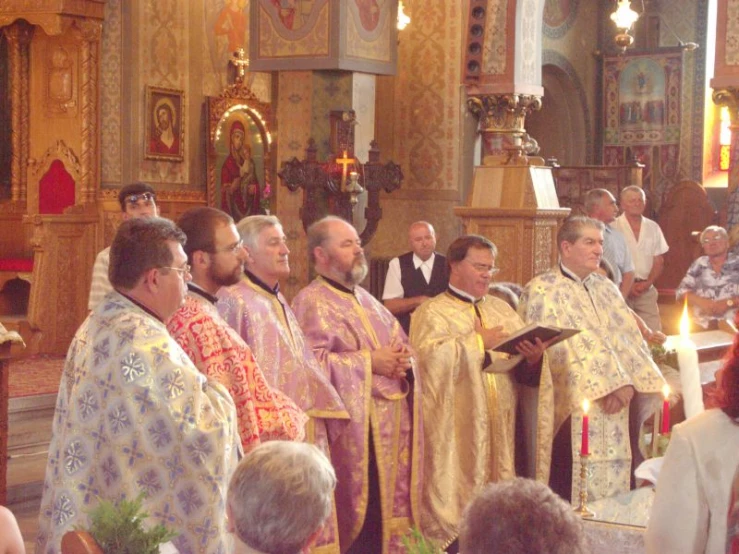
[307,216,367,288]
[408,221,437,261]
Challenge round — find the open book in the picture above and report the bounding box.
[490,324,580,356]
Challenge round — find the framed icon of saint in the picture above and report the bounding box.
[206,91,272,220]
[144,86,185,162]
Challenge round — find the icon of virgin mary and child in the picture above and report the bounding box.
[221,120,262,219]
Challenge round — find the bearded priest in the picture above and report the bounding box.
[292,216,422,554]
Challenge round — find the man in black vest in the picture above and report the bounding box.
[382,221,450,334]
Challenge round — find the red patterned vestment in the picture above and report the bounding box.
[167,291,307,452]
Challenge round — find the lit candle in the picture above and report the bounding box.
[661,384,670,434]
[581,399,590,456]
[676,299,705,419]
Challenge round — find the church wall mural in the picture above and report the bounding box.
[602,50,682,212]
[202,0,271,102]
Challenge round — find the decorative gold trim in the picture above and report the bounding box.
[467,93,543,134]
[30,140,82,178]
[77,18,102,204]
[3,21,33,203]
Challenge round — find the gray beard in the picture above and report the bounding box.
[345,259,368,286]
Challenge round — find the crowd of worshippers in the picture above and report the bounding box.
[17,182,739,554]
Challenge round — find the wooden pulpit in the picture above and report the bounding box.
[455,160,570,286]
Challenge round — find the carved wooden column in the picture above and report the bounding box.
[467,93,543,162]
[2,21,33,205]
[77,19,102,205]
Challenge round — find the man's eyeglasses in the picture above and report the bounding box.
[125,192,156,206]
[209,240,244,255]
[160,264,191,277]
[465,260,501,276]
[701,236,726,244]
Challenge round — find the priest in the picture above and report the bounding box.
[519,216,665,502]
[37,217,240,553]
[217,214,349,554]
[167,207,307,453]
[409,235,554,550]
[292,216,422,554]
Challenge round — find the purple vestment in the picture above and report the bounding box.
[292,277,423,554]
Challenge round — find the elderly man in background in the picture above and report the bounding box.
[37,217,240,553]
[676,225,739,329]
[167,207,307,453]
[88,182,158,311]
[292,216,422,554]
[382,221,449,334]
[519,216,664,503]
[217,214,348,553]
[584,188,635,299]
[227,441,337,554]
[611,185,669,331]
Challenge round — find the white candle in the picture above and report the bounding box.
[676,300,704,419]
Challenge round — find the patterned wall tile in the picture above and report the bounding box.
[138,0,189,186]
[482,1,509,75]
[100,0,122,186]
[275,71,313,301]
[394,0,462,193]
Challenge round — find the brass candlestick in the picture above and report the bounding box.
[573,454,595,518]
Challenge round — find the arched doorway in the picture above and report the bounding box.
[526,62,590,165]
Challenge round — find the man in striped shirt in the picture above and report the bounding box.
[87,182,158,310]
[584,188,635,299]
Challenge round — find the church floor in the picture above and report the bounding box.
[5,393,55,552]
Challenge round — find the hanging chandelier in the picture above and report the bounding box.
[610,0,640,52]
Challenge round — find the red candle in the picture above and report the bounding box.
[581,399,590,456]
[661,385,670,434]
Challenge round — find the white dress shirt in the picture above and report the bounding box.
[382,252,436,300]
[612,214,669,280]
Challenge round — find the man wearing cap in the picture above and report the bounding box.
[87,182,158,311]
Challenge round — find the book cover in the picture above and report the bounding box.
[490,324,580,356]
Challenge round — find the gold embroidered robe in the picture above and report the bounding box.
[410,292,554,547]
[519,267,665,501]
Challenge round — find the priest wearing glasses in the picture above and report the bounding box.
[409,234,554,552]
[166,207,307,455]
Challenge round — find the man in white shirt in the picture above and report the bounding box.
[382,221,449,334]
[87,183,158,310]
[611,186,669,332]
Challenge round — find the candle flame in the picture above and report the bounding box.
[662,384,670,399]
[679,297,691,336]
[582,398,590,414]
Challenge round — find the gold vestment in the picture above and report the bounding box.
[410,292,554,547]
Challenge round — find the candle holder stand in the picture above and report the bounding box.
[654,431,671,458]
[573,453,595,519]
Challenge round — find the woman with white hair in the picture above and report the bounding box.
[227,441,337,554]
